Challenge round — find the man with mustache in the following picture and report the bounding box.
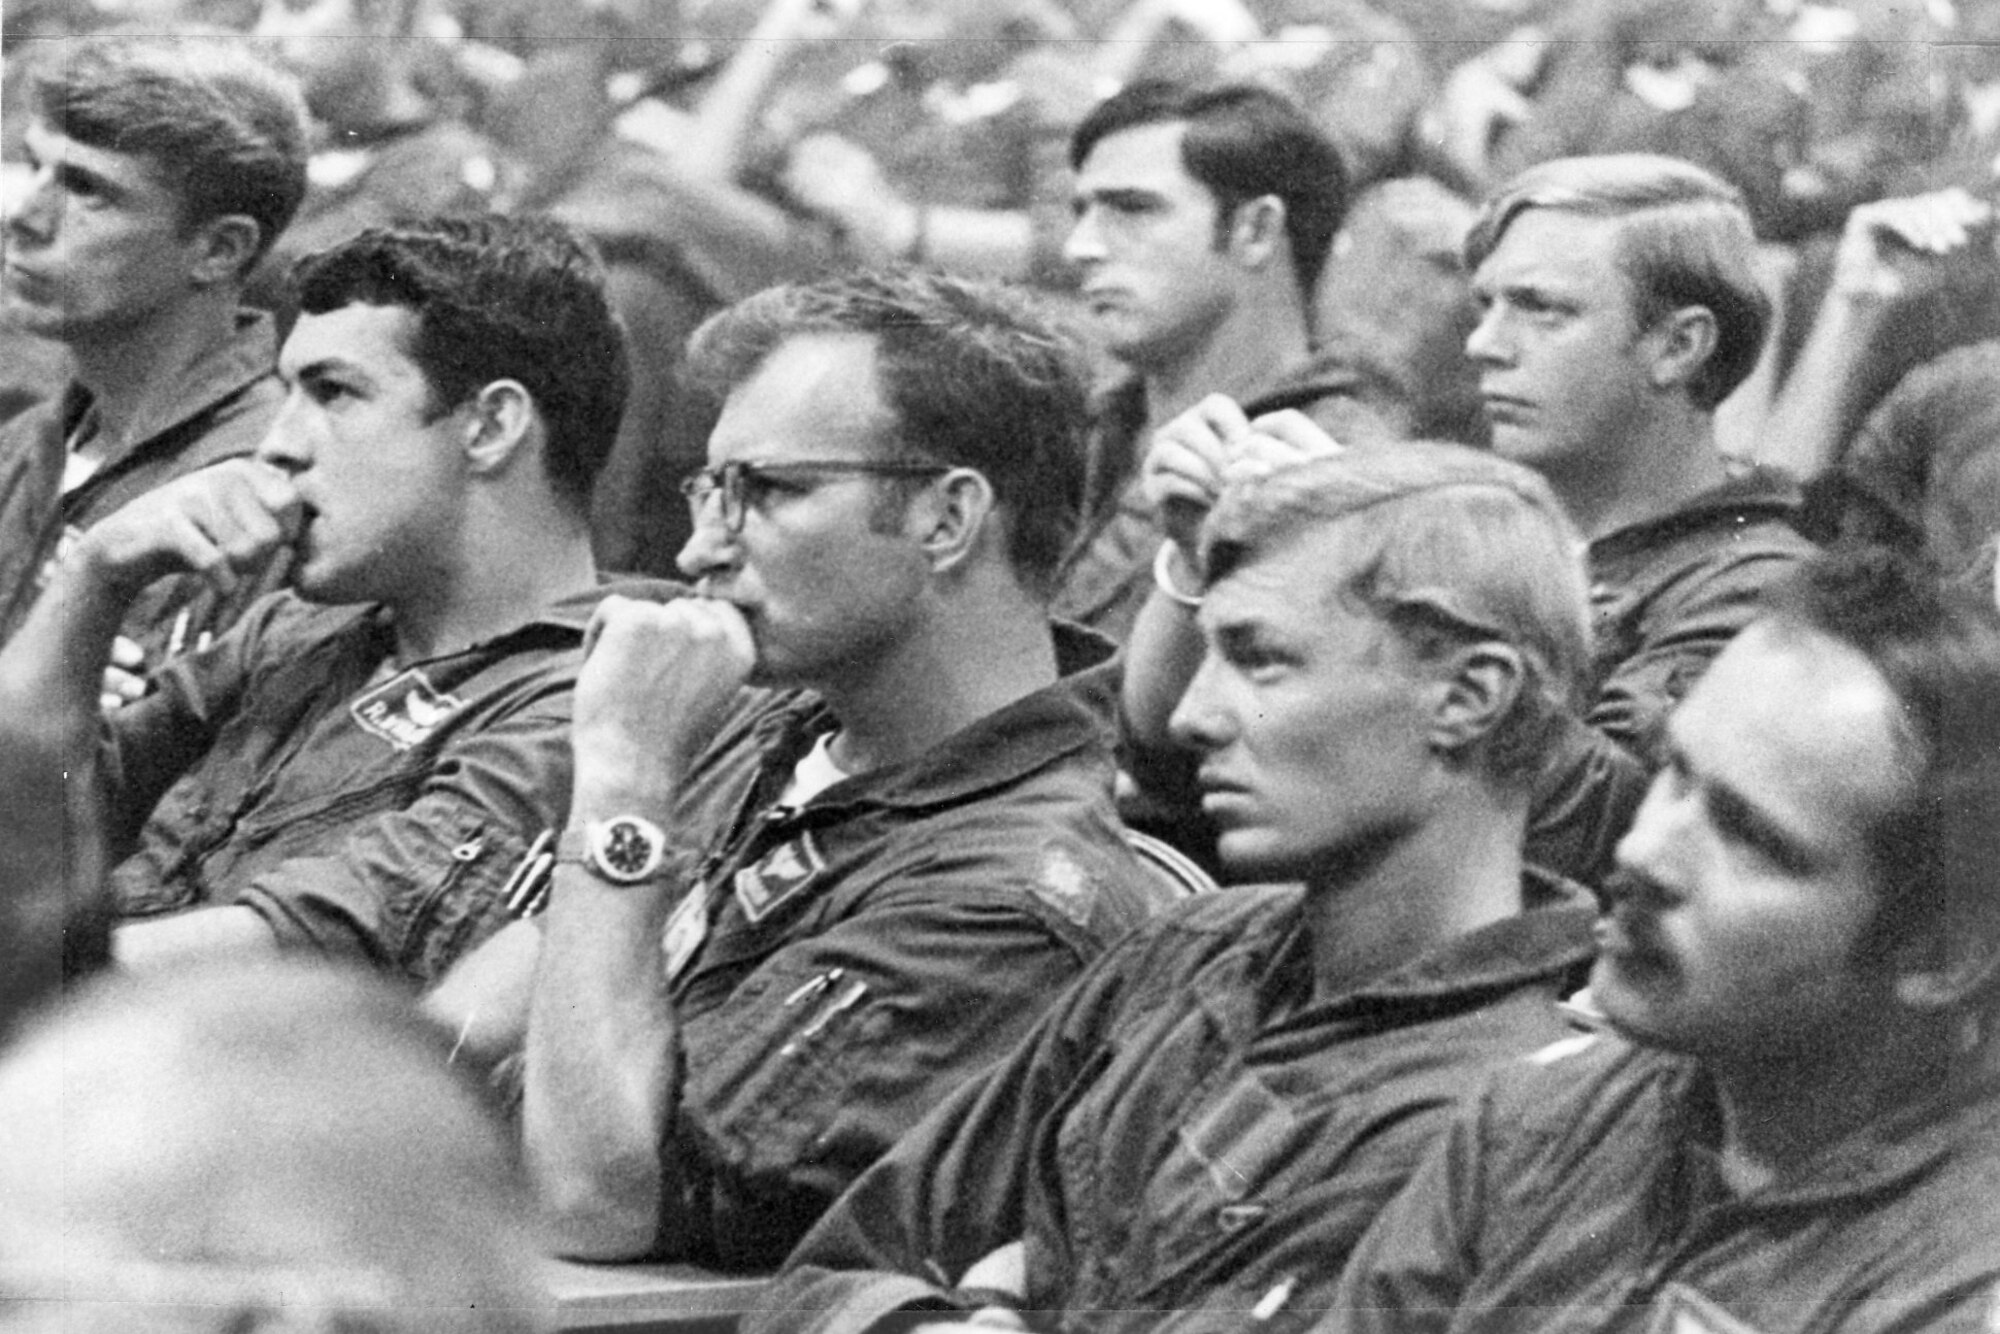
[742,416,1600,1332]
[1323,546,2000,1333]
[1462,152,1815,881]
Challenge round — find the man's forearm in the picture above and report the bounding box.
[0,550,141,769]
[523,856,685,1260]
[1756,289,1891,481]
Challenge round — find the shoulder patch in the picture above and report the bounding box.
[733,832,827,923]
[350,669,465,751]
[1029,846,1097,928]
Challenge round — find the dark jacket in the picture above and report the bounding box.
[1526,468,1816,887]
[753,876,1597,1334]
[0,310,287,661]
[1585,467,1815,760]
[1324,1036,2000,1334]
[105,578,678,981]
[1049,352,1408,644]
[639,626,1177,1269]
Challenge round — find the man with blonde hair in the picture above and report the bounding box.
[749,411,1599,1332]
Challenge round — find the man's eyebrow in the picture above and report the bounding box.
[282,356,372,386]
[1705,778,1817,875]
[1665,726,1819,875]
[1074,185,1164,207]
[48,158,121,200]
[1205,613,1276,654]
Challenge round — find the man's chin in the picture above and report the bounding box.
[1213,831,1308,884]
[0,299,64,339]
[1586,958,1688,1051]
[287,561,365,607]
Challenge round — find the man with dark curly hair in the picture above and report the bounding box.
[0,212,666,984]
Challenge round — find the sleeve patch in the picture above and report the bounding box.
[1029,846,1097,928]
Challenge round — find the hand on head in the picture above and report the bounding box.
[1143,394,1344,557]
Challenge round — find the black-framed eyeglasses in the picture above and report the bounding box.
[679,459,950,533]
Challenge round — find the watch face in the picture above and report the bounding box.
[601,819,658,877]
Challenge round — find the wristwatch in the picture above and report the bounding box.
[557,815,674,885]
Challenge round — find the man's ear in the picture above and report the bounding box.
[461,380,539,476]
[1426,639,1526,760]
[1643,305,1720,393]
[187,214,263,289]
[1227,195,1288,271]
[912,467,997,575]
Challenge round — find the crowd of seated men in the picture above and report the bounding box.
[7,3,2000,1330]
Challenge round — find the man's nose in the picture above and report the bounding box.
[1167,657,1234,754]
[1464,304,1510,367]
[676,500,740,583]
[5,168,59,245]
[253,395,313,473]
[1063,206,1105,267]
[1608,770,1696,907]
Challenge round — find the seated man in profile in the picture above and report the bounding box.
[0,213,666,982]
[745,419,1602,1331]
[1461,153,1815,882]
[1323,547,2000,1334]
[463,268,1177,1266]
[0,32,310,664]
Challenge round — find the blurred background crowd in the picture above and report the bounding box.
[10,0,2000,582]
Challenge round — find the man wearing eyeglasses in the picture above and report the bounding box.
[492,268,1174,1265]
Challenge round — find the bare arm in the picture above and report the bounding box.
[1088,0,1261,89]
[1122,398,1343,753]
[677,0,860,181]
[523,595,755,1259]
[779,133,1041,280]
[1758,188,1995,481]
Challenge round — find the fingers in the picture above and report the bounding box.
[587,595,756,683]
[81,460,302,599]
[1835,188,1996,300]
[1852,187,1991,255]
[108,633,145,672]
[573,594,760,803]
[100,636,149,714]
[1144,397,1348,553]
[1240,409,1345,466]
[175,467,299,595]
[1143,394,1255,505]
